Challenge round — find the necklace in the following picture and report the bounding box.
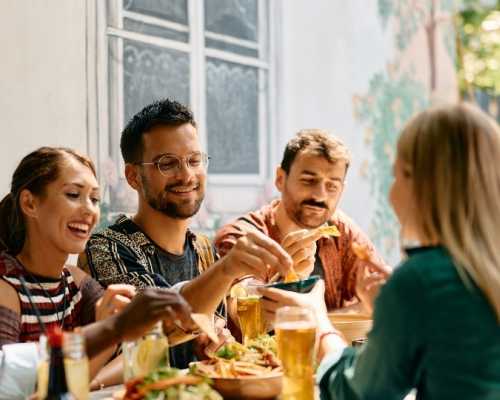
[16,258,69,330]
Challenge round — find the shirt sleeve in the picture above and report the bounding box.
[84,237,169,289]
[0,305,21,347]
[0,342,39,400]
[78,276,105,326]
[317,264,424,400]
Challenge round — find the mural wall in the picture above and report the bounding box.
[354,0,458,263]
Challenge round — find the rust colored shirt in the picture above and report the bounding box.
[214,199,384,310]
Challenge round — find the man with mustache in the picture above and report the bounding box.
[215,129,385,311]
[79,99,292,369]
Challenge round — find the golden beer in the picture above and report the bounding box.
[276,321,317,400]
[237,295,264,344]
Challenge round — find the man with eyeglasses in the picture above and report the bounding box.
[215,129,386,312]
[79,99,292,370]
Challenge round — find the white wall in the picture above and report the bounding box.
[0,0,88,193]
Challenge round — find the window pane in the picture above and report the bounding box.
[205,37,258,57]
[123,39,190,123]
[123,0,188,25]
[205,0,258,41]
[206,58,259,174]
[124,18,189,42]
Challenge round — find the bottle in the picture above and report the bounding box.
[63,332,89,399]
[44,327,75,400]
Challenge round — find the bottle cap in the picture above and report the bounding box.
[47,326,64,347]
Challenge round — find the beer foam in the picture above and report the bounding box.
[275,321,316,330]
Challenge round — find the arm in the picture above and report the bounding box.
[0,279,21,346]
[181,230,293,315]
[81,288,197,358]
[318,266,423,400]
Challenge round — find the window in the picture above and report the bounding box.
[105,0,271,191]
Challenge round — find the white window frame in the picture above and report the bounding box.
[94,0,273,186]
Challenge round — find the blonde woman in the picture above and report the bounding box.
[260,103,500,399]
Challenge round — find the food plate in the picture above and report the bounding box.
[264,275,320,293]
[191,339,282,399]
[205,373,282,399]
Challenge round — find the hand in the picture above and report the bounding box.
[221,230,293,281]
[114,288,197,341]
[258,280,331,331]
[95,284,136,321]
[355,259,390,314]
[281,229,322,278]
[193,317,234,359]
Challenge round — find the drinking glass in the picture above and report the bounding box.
[236,281,265,344]
[122,322,169,381]
[275,306,317,400]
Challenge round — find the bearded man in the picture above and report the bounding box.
[215,129,387,311]
[80,99,292,368]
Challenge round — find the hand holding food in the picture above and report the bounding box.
[221,230,293,282]
[95,284,136,321]
[351,242,391,314]
[281,229,322,282]
[115,288,196,342]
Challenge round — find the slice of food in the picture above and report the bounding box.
[317,224,341,237]
[191,313,219,344]
[283,268,299,283]
[352,242,370,261]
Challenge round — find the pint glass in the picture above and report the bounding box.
[275,306,317,400]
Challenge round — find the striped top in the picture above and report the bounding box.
[0,252,83,343]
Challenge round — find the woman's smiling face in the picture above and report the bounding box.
[24,156,100,256]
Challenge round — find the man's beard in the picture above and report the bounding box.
[143,178,204,219]
[283,193,330,228]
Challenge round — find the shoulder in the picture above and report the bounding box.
[398,246,457,286]
[214,202,275,252]
[0,278,20,315]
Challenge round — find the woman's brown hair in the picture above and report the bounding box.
[0,147,96,255]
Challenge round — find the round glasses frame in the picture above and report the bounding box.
[136,152,210,176]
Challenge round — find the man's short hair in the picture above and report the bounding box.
[120,99,196,163]
[280,129,351,174]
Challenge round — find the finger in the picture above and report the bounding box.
[108,293,132,312]
[285,231,322,255]
[245,231,293,273]
[233,250,270,281]
[104,284,137,299]
[281,229,309,248]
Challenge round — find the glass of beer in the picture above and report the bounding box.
[236,282,265,344]
[275,306,317,400]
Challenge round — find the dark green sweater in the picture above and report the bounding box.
[318,246,500,400]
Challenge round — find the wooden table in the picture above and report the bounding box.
[90,385,417,399]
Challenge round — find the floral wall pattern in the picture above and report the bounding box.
[355,0,458,262]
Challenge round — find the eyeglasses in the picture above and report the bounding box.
[136,152,210,176]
